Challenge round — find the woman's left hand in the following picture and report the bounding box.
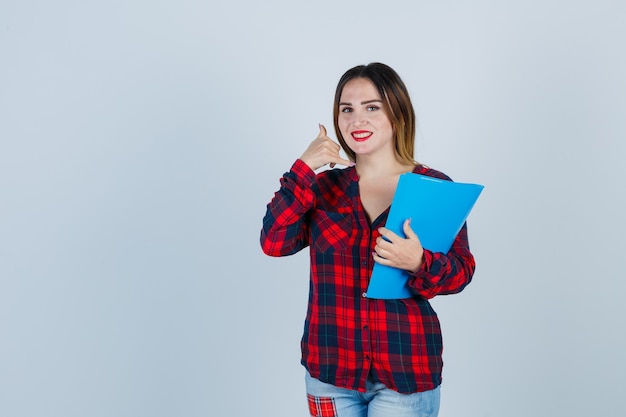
[373,219,424,273]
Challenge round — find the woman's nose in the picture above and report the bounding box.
[353,111,368,125]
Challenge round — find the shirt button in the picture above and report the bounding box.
[362,261,367,266]
[362,292,367,298]
[363,325,369,331]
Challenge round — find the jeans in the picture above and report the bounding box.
[305,371,440,417]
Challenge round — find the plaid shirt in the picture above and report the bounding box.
[260,159,475,394]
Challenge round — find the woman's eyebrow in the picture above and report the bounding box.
[339,99,383,106]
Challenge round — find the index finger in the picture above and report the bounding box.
[377,227,401,242]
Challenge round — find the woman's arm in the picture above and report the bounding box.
[260,159,317,257]
[261,125,353,256]
[373,218,475,299]
[407,223,475,299]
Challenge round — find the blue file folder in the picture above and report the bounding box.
[365,173,484,299]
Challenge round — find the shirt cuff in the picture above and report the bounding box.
[292,159,316,184]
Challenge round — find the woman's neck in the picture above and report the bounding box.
[355,153,415,179]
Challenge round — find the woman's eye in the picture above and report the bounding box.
[341,107,352,113]
[367,105,379,111]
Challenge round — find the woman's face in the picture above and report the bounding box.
[337,77,394,159]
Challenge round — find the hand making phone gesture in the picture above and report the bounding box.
[300,124,354,171]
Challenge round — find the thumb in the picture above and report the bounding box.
[318,123,327,138]
[403,218,419,240]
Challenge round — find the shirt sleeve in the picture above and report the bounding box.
[407,222,475,299]
[260,159,317,256]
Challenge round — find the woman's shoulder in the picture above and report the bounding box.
[312,167,356,208]
[314,166,356,185]
[413,164,453,182]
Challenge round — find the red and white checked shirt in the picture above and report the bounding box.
[260,159,475,394]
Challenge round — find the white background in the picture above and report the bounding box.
[1,1,625,416]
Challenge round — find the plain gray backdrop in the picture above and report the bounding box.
[1,1,625,416]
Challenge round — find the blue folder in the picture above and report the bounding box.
[365,173,484,299]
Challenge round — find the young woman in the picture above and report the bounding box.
[260,63,475,417]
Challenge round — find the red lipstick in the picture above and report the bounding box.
[351,130,372,142]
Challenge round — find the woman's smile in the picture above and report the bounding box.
[352,130,373,141]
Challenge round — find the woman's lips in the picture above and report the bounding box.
[351,131,372,142]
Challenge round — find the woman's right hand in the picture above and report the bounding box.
[300,124,354,171]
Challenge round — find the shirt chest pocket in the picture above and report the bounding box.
[310,210,352,253]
